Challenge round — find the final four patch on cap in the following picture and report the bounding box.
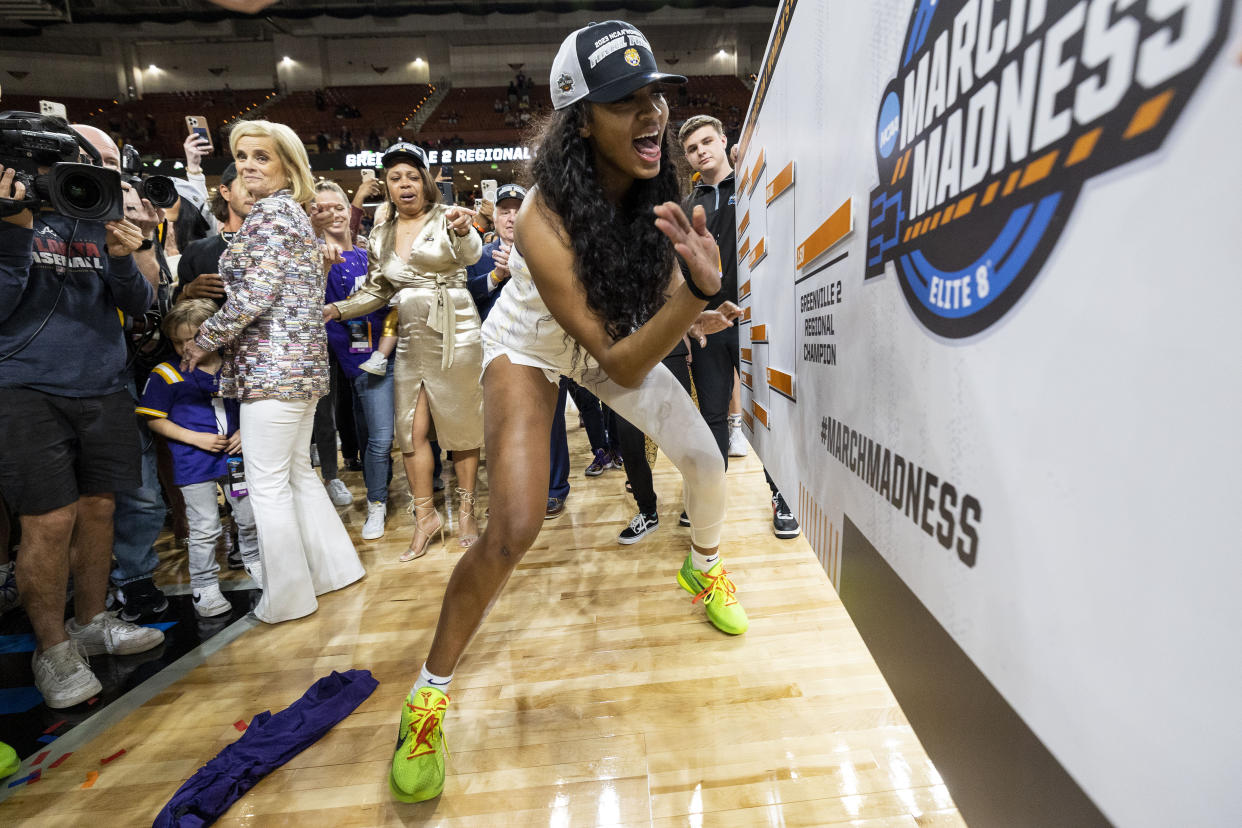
[549,20,686,111]
[495,183,527,203]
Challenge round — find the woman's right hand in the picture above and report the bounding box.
[0,165,32,228]
[323,303,342,322]
[653,202,721,297]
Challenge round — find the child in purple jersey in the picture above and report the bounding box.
[139,300,261,615]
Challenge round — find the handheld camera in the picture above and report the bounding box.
[0,111,124,221]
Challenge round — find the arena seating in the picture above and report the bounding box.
[1,74,749,163]
[261,84,435,150]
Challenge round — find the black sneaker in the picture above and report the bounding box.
[772,493,800,539]
[119,577,169,623]
[618,512,658,545]
[678,511,691,527]
[227,547,245,570]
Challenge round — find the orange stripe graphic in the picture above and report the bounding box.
[740,347,752,362]
[1019,149,1059,188]
[1002,169,1021,197]
[1124,89,1174,139]
[740,279,751,297]
[796,198,852,268]
[741,305,751,322]
[741,370,752,388]
[766,160,795,204]
[738,211,750,236]
[751,323,767,342]
[1065,127,1102,167]
[738,238,750,261]
[752,400,768,427]
[953,192,976,219]
[982,180,1000,205]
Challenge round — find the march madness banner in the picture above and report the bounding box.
[734,2,1240,825]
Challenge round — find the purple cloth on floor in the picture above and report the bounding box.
[153,668,378,827]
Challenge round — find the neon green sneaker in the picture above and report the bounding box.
[0,741,18,778]
[677,556,749,635]
[389,687,449,803]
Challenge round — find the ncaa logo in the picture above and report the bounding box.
[864,0,1231,338]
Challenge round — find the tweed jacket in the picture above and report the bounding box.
[196,190,330,401]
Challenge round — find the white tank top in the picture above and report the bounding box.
[481,245,599,381]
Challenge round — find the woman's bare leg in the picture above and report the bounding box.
[424,358,558,675]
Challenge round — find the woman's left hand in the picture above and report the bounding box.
[181,339,210,373]
[687,301,742,346]
[444,205,477,237]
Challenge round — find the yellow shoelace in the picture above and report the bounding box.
[405,692,449,760]
[691,567,739,608]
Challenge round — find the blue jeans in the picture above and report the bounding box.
[548,379,570,500]
[350,361,395,504]
[111,415,163,586]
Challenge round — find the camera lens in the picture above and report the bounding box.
[61,172,104,213]
[45,163,124,221]
[142,175,178,209]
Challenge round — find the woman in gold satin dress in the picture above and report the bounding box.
[326,142,483,561]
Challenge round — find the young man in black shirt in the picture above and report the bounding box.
[615,115,800,544]
[176,163,253,306]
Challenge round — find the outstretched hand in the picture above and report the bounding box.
[444,205,477,237]
[180,339,210,373]
[688,301,742,346]
[653,202,721,298]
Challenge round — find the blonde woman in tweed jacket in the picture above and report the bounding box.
[182,120,364,624]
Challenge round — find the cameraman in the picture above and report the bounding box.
[77,124,175,621]
[0,155,165,709]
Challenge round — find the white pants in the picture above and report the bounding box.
[581,362,726,549]
[240,397,365,623]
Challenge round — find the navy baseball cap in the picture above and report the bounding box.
[382,141,428,169]
[550,21,686,111]
[495,183,526,204]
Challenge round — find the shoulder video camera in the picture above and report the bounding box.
[0,110,124,221]
[120,144,178,209]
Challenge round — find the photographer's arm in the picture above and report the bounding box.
[101,220,155,318]
[0,223,34,328]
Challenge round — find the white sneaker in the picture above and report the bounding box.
[245,563,265,591]
[728,426,749,457]
[66,611,164,656]
[362,500,387,540]
[32,640,101,709]
[358,352,388,376]
[326,478,354,507]
[192,583,233,618]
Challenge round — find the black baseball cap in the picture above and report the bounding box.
[495,183,526,204]
[550,21,686,111]
[383,141,428,169]
[220,162,237,186]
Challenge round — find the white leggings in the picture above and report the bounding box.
[578,362,726,548]
[239,397,366,623]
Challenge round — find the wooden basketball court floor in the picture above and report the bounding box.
[1,419,963,827]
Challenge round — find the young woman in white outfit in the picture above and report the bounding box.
[386,21,746,803]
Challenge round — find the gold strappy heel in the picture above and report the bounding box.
[401,495,443,562]
[456,487,479,548]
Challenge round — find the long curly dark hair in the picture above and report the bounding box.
[529,101,681,341]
